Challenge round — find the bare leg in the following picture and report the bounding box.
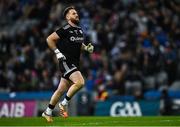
[49,78,70,106]
[59,71,84,118]
[66,71,85,98]
[42,78,70,122]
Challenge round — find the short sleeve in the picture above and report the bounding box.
[55,27,66,39]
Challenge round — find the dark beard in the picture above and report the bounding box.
[71,18,80,25]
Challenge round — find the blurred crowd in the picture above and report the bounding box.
[0,0,180,100]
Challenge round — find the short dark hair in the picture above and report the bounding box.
[63,6,75,19]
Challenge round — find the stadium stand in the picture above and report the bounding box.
[0,0,180,104]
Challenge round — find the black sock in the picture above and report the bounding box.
[65,95,71,101]
[48,104,55,109]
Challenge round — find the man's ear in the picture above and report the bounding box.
[66,14,69,20]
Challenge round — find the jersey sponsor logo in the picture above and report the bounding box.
[70,36,83,42]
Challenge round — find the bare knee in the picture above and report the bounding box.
[74,78,85,89]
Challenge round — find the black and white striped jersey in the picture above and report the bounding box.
[56,24,84,66]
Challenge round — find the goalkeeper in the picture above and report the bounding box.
[42,6,94,122]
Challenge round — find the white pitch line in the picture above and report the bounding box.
[0,125,180,127]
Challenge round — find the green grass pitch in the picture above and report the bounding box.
[0,116,180,126]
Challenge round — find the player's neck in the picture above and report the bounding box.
[68,21,79,28]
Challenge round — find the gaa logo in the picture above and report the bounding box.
[110,101,142,116]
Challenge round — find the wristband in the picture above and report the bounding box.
[54,48,60,54]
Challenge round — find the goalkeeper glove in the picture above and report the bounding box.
[85,43,94,53]
[54,49,66,61]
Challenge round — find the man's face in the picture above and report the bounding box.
[66,9,80,25]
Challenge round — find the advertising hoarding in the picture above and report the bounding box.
[0,101,36,117]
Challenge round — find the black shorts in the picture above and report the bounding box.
[59,60,79,80]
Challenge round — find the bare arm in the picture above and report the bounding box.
[46,32,66,61]
[46,32,60,50]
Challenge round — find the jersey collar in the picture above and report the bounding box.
[67,22,81,29]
